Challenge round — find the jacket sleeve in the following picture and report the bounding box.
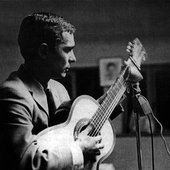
[0,86,84,170]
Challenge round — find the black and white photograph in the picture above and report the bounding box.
[0,1,170,170]
[99,57,122,87]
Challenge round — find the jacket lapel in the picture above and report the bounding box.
[31,85,49,116]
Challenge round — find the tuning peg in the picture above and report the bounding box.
[133,37,140,43]
[126,41,133,53]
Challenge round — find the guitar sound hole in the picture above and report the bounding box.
[73,118,91,140]
[80,124,88,132]
[73,118,100,140]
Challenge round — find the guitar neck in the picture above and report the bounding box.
[89,66,129,136]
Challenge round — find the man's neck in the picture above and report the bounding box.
[24,61,50,89]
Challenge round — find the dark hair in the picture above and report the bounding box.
[18,12,76,60]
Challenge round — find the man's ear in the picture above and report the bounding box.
[38,43,49,59]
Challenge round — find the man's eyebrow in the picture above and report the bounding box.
[65,46,75,49]
[63,46,75,52]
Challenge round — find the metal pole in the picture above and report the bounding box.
[134,111,143,170]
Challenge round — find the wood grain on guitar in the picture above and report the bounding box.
[37,38,147,170]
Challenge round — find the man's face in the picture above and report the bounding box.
[47,32,76,79]
[107,65,116,74]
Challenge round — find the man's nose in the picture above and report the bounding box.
[69,51,76,63]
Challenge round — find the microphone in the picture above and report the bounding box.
[132,94,153,117]
[130,82,153,117]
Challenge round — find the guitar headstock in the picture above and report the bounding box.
[125,38,147,70]
[124,38,147,82]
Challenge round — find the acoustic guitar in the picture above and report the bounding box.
[37,38,147,170]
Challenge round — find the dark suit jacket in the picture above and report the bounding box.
[0,65,80,170]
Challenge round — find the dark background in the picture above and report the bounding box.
[1,1,170,169]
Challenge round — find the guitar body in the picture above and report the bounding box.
[37,95,116,170]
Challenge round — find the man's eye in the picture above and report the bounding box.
[64,48,71,53]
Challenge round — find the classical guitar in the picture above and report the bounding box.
[37,38,147,170]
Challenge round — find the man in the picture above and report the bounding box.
[0,12,120,170]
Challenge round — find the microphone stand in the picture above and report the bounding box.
[130,82,154,170]
[131,82,143,170]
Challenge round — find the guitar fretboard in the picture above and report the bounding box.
[89,66,129,136]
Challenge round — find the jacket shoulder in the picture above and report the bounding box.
[0,76,29,98]
[0,76,34,112]
[48,79,70,102]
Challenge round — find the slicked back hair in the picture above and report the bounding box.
[18,12,76,60]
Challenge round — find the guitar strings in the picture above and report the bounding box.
[89,87,123,136]
[88,81,117,135]
[89,66,128,128]
[95,85,125,136]
[90,84,126,137]
[89,72,127,137]
[89,70,126,136]
[88,85,117,135]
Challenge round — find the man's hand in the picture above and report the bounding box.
[77,127,104,165]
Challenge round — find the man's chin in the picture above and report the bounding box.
[61,72,67,78]
[51,73,66,80]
